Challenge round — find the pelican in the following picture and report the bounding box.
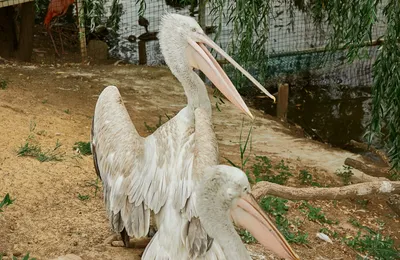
[194,107,299,260]
[91,13,279,259]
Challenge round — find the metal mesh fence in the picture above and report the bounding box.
[31,0,387,88]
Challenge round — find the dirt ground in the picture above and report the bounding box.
[0,32,399,260]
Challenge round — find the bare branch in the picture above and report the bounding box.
[252,181,400,201]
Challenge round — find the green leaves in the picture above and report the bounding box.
[0,194,14,213]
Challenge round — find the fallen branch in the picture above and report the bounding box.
[345,157,389,178]
[252,181,400,201]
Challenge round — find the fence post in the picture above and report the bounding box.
[76,0,87,63]
[277,83,289,121]
[138,41,147,65]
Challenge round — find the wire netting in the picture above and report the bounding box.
[34,0,387,88]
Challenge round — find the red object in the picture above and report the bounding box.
[43,0,75,56]
[44,0,75,28]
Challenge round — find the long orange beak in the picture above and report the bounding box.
[231,193,300,260]
[185,34,276,119]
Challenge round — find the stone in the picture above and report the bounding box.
[87,40,109,61]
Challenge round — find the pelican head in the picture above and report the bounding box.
[196,165,300,260]
[160,13,276,119]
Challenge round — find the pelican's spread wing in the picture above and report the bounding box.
[91,86,171,238]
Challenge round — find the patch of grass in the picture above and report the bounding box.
[238,229,256,244]
[335,165,354,185]
[356,199,369,209]
[298,169,322,187]
[85,178,101,197]
[345,232,399,260]
[300,201,338,225]
[260,196,309,244]
[2,253,37,260]
[251,157,292,185]
[64,109,70,114]
[0,194,14,212]
[0,79,7,90]
[213,88,225,112]
[41,99,48,104]
[73,141,92,156]
[77,193,90,201]
[18,139,63,162]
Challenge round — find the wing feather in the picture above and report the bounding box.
[92,86,171,238]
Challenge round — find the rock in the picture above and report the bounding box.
[87,40,109,61]
[51,254,82,260]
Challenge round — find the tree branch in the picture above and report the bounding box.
[252,181,400,201]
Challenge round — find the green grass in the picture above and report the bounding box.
[0,253,37,260]
[298,169,322,187]
[85,178,101,197]
[18,140,63,162]
[300,201,338,225]
[0,80,7,90]
[64,109,70,114]
[0,194,14,212]
[77,193,90,201]
[259,196,309,244]
[238,229,256,244]
[73,141,92,156]
[250,157,293,185]
[335,165,354,185]
[346,218,399,259]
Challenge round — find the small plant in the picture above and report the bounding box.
[73,141,92,156]
[0,194,14,212]
[86,178,101,196]
[64,109,70,114]
[250,157,292,185]
[0,79,7,89]
[319,227,339,239]
[356,199,369,208]
[298,170,322,186]
[335,165,354,185]
[300,201,337,225]
[18,139,63,162]
[78,193,90,201]
[260,196,309,244]
[238,229,256,244]
[213,88,225,112]
[344,232,398,260]
[41,99,48,104]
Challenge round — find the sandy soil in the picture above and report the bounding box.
[0,57,398,259]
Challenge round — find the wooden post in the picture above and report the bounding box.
[138,41,147,65]
[277,83,289,120]
[76,0,87,63]
[16,2,35,61]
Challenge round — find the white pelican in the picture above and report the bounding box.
[91,13,282,259]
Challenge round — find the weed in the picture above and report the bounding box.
[73,141,92,156]
[300,201,338,224]
[345,231,399,260]
[213,88,225,112]
[260,196,309,244]
[335,165,354,185]
[18,139,63,162]
[86,178,101,197]
[0,194,14,212]
[78,193,90,201]
[251,157,292,185]
[64,109,70,114]
[238,229,256,244]
[298,170,322,187]
[0,80,7,90]
[225,119,253,181]
[356,199,369,208]
[41,99,48,104]
[348,218,375,234]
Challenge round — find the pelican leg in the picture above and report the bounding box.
[58,28,65,55]
[120,228,131,248]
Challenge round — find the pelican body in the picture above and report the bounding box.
[91,13,293,259]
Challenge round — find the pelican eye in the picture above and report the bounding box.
[243,187,248,192]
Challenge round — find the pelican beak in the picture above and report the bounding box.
[231,193,300,260]
[186,34,276,119]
